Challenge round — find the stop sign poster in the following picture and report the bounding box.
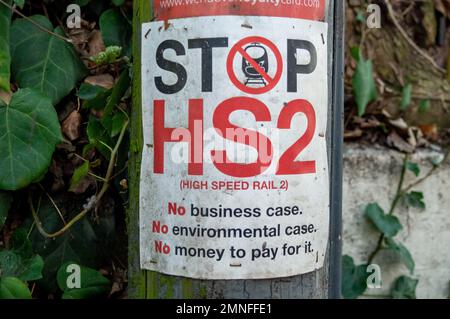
[140,15,329,279]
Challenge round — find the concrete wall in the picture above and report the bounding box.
[343,143,450,299]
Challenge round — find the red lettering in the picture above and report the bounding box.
[153,99,203,175]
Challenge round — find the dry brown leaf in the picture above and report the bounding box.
[419,124,439,141]
[389,118,409,130]
[344,129,363,139]
[386,131,415,153]
[88,30,105,56]
[49,160,65,192]
[85,74,115,89]
[70,176,95,194]
[62,111,82,141]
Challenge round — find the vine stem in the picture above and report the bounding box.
[403,149,450,193]
[0,0,72,43]
[367,153,408,265]
[29,121,129,238]
[367,148,449,265]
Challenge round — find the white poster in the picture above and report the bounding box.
[140,15,329,279]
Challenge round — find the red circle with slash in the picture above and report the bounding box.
[227,36,283,94]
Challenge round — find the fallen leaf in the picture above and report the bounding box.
[62,111,82,141]
[418,124,439,141]
[70,175,95,195]
[88,30,106,57]
[344,129,363,139]
[386,131,415,153]
[85,74,115,90]
[389,118,409,131]
[49,160,65,192]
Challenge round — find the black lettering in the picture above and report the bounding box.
[287,39,317,92]
[188,37,228,92]
[155,40,187,94]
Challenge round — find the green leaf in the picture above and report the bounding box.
[0,88,62,190]
[350,46,360,61]
[0,0,12,92]
[10,15,87,105]
[100,9,132,57]
[69,161,90,192]
[57,262,110,299]
[25,196,115,292]
[342,255,367,299]
[404,191,425,209]
[87,116,113,158]
[406,162,420,177]
[385,237,415,274]
[0,229,44,282]
[82,88,112,110]
[365,203,402,237]
[13,0,25,9]
[0,191,12,230]
[401,84,412,110]
[391,276,418,299]
[0,277,31,299]
[111,112,127,137]
[104,69,130,116]
[418,100,430,113]
[16,255,44,282]
[352,56,377,116]
[78,83,107,100]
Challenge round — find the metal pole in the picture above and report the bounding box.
[129,0,344,299]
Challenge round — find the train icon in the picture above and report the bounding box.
[242,42,269,86]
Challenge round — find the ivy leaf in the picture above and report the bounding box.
[78,83,107,100]
[111,112,127,137]
[418,100,430,113]
[0,252,44,282]
[404,191,426,209]
[385,237,415,274]
[25,196,115,292]
[350,46,360,61]
[0,192,12,230]
[57,262,110,299]
[352,55,377,116]
[82,87,111,110]
[104,70,130,116]
[10,15,87,105]
[0,277,31,299]
[342,255,367,299]
[406,162,420,177]
[365,203,402,237]
[69,161,90,192]
[0,89,62,190]
[401,84,412,110]
[0,0,12,92]
[87,116,113,158]
[391,276,418,299]
[100,9,132,57]
[0,229,44,282]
